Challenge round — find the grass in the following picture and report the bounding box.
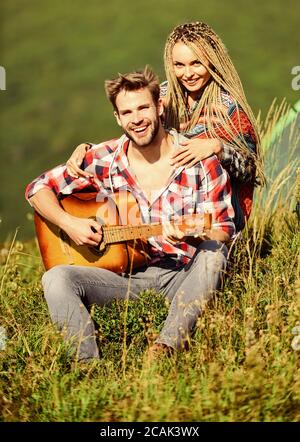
[0,103,299,422]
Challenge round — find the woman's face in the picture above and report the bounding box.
[172,42,211,97]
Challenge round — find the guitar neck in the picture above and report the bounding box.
[103,223,163,244]
[102,213,212,245]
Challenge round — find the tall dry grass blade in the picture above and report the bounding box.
[0,228,19,295]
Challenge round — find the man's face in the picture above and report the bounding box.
[114,88,163,147]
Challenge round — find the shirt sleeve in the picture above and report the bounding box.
[199,156,236,239]
[220,142,256,183]
[25,149,101,205]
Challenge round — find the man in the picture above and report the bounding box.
[25,66,235,361]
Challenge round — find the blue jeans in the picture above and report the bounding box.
[42,240,228,360]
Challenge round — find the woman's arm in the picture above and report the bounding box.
[179,101,258,183]
[170,137,222,168]
[66,143,94,178]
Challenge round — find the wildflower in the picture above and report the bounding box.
[0,248,9,258]
[291,326,300,335]
[0,326,7,350]
[246,329,256,348]
[291,335,300,351]
[291,326,300,351]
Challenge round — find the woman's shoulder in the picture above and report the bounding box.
[219,90,246,118]
[220,90,236,109]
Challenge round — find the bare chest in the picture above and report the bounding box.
[131,161,174,203]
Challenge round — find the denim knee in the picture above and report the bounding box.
[185,240,228,272]
[42,265,75,298]
[196,240,228,257]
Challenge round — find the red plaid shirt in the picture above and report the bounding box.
[26,130,235,263]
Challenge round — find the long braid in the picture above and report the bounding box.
[164,22,264,183]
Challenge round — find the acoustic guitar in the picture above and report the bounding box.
[34,191,212,273]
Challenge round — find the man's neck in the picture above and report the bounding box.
[127,128,172,165]
[126,128,175,203]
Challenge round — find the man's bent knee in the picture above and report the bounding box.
[42,265,75,293]
[197,240,228,257]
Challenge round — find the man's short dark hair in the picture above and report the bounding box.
[105,65,160,112]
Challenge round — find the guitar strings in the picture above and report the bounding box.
[102,224,162,244]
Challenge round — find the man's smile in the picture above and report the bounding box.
[131,124,149,135]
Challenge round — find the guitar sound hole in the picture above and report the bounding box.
[89,240,109,257]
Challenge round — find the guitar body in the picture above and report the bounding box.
[34,192,150,273]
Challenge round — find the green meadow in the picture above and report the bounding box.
[0,0,300,423]
[0,99,300,422]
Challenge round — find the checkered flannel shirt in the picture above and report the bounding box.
[26,130,235,264]
[160,81,257,184]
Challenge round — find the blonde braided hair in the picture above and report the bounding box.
[164,22,264,183]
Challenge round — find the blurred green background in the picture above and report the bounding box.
[0,0,299,240]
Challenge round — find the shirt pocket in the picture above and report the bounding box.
[101,174,131,195]
[164,183,195,219]
[110,174,130,190]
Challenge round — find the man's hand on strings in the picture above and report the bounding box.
[62,216,102,246]
[162,221,186,245]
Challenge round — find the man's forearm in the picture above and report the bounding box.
[29,188,71,230]
[30,188,103,247]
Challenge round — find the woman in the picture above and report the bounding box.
[66,22,264,232]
